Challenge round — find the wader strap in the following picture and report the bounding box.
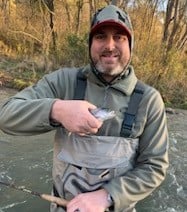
[120,80,145,137]
[74,70,87,100]
[74,70,145,138]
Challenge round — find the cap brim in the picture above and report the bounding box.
[90,20,131,38]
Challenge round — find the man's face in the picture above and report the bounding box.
[90,25,131,81]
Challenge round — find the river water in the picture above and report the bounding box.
[0,88,187,212]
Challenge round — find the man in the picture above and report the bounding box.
[0,4,169,212]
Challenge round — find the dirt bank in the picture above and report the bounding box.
[0,86,17,104]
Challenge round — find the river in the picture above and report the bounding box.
[0,87,187,212]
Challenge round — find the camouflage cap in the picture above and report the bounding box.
[90,5,133,50]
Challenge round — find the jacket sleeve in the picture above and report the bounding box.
[0,69,70,135]
[103,88,169,211]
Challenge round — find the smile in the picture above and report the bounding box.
[101,50,120,57]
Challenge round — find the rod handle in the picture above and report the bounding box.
[41,194,69,206]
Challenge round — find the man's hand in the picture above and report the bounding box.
[66,189,111,212]
[50,100,103,135]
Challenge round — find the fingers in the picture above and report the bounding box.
[76,125,101,136]
[64,100,103,134]
[66,190,108,212]
[51,100,103,135]
[87,116,103,128]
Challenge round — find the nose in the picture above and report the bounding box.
[104,36,115,51]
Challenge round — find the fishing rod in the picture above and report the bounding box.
[0,181,69,207]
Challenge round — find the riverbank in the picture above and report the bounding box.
[2,85,186,138]
[0,86,17,104]
[1,85,187,114]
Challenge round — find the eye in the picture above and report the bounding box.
[93,34,106,40]
[114,34,128,42]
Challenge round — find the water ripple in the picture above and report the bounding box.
[0,201,26,210]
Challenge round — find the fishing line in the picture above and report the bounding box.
[0,180,68,207]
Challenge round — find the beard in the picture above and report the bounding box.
[92,49,129,77]
[94,61,124,77]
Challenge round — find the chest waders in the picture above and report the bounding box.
[52,70,145,212]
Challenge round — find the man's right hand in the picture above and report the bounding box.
[50,100,103,135]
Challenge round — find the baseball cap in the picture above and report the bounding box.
[89,5,133,50]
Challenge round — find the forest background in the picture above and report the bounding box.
[0,0,187,108]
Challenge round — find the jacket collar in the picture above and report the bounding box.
[82,64,137,96]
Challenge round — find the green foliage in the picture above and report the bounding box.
[162,49,187,106]
[60,33,89,67]
[13,79,33,90]
[0,0,187,108]
[0,57,45,89]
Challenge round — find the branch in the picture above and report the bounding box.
[41,0,55,15]
[8,30,42,43]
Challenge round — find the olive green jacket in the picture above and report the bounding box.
[0,65,169,211]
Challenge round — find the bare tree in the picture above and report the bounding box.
[75,0,84,35]
[163,0,187,52]
[43,0,56,53]
[0,0,16,25]
[88,0,94,23]
[63,0,73,31]
[111,0,118,5]
[88,0,107,24]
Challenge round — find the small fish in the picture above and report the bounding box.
[90,108,116,121]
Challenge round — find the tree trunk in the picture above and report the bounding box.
[167,0,179,51]
[162,0,187,52]
[75,0,84,35]
[162,0,175,44]
[111,0,118,5]
[44,0,56,53]
[63,0,72,31]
